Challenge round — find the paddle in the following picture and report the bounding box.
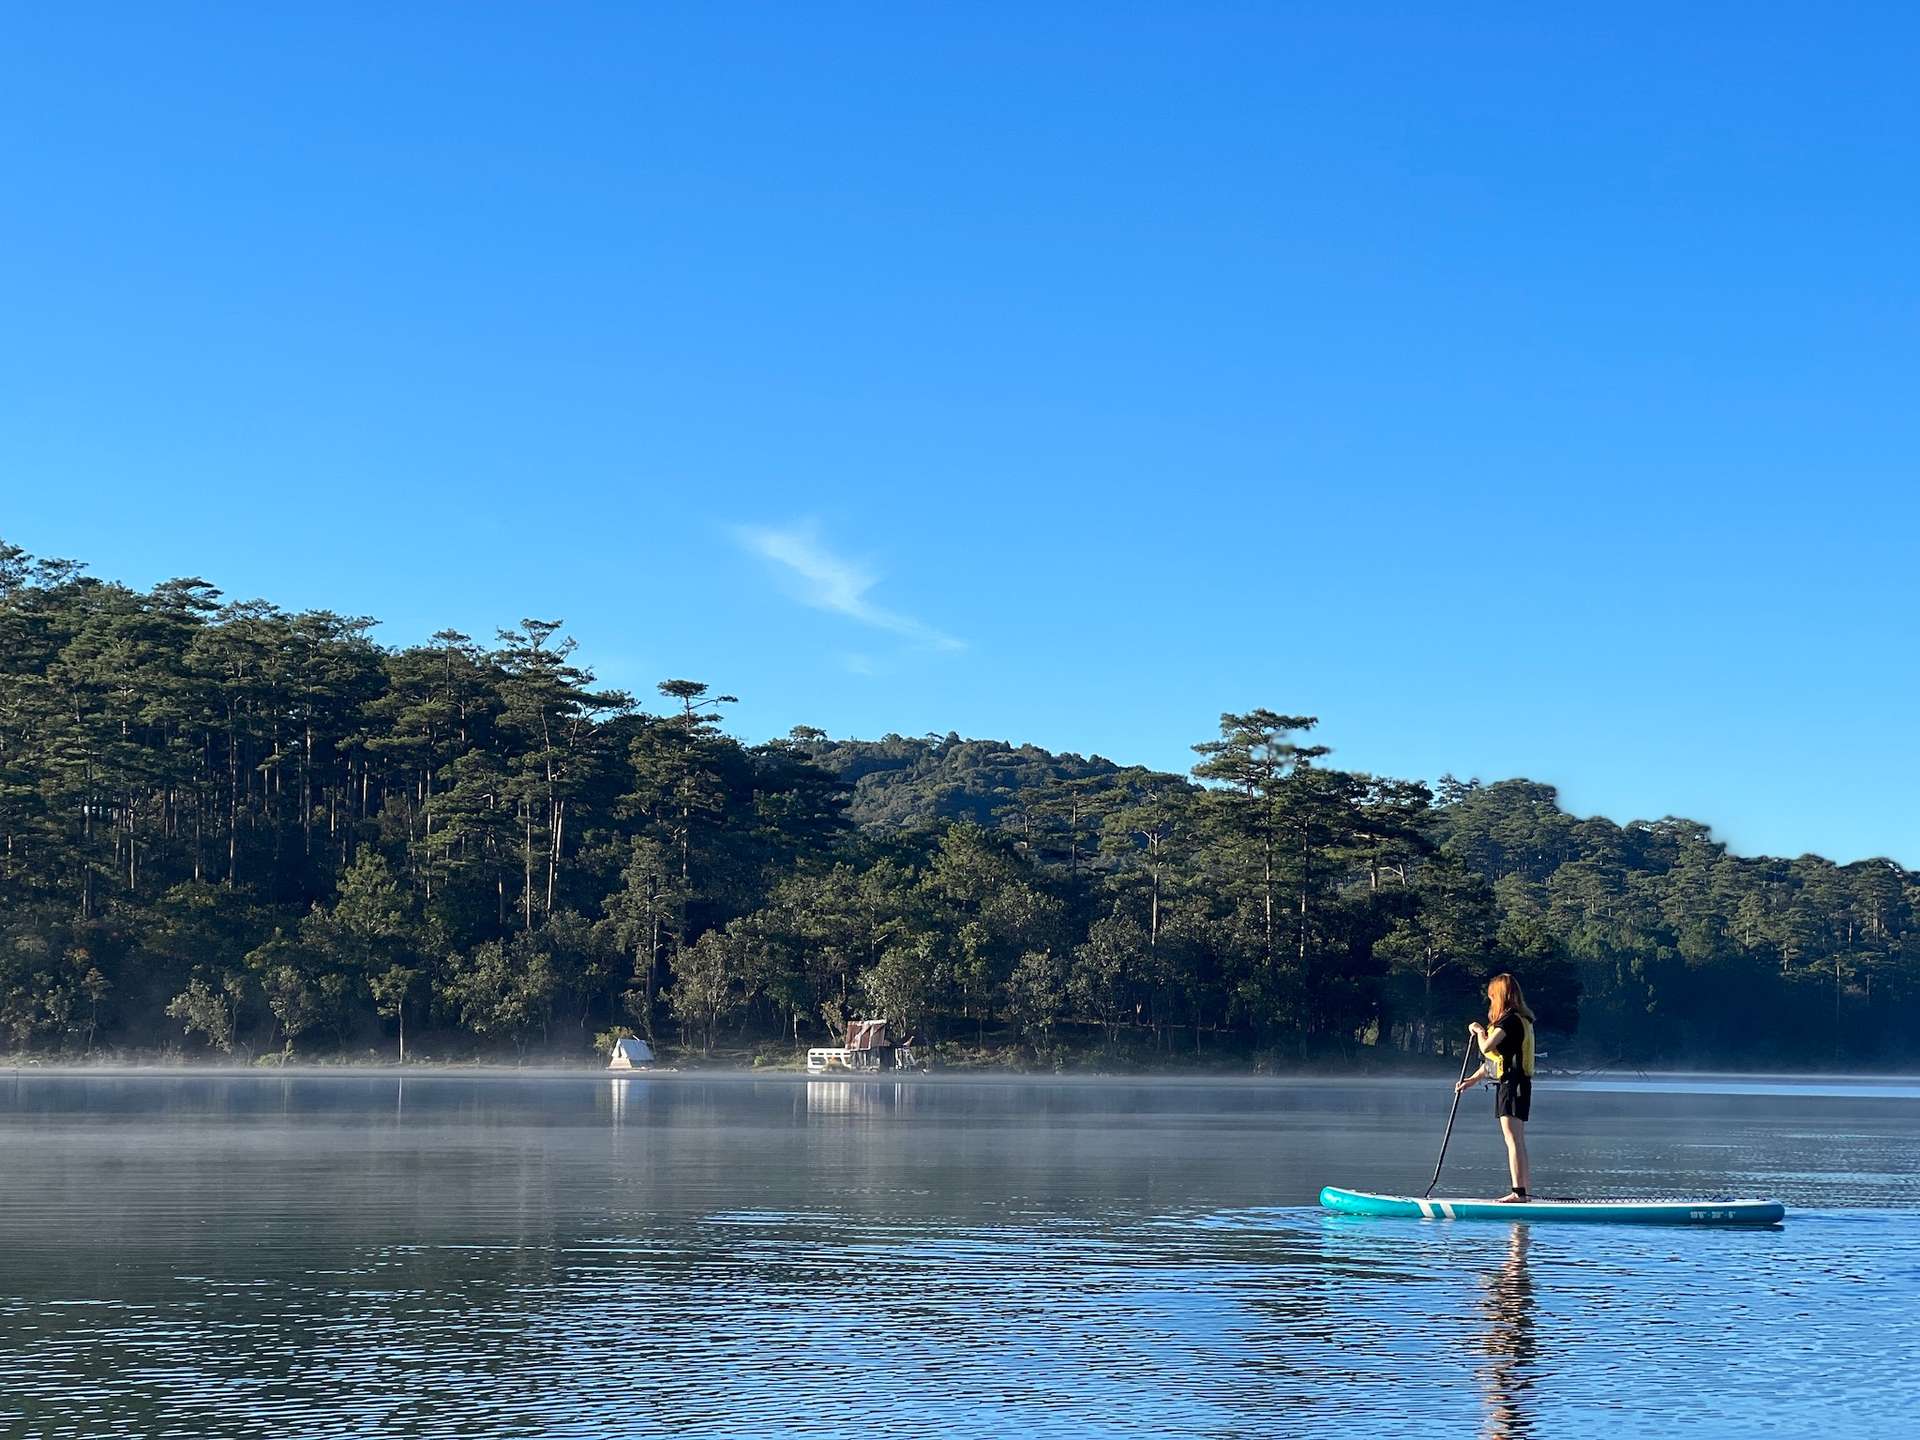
[1423,1033,1481,1198]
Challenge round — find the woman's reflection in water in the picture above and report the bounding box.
[1478,1224,1537,1439]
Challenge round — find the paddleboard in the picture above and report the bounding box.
[1319,1186,1785,1226]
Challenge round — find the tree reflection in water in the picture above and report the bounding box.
[1477,1225,1537,1439]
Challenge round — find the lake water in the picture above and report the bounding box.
[2,1071,1916,1438]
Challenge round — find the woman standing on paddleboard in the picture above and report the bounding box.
[1455,973,1535,1202]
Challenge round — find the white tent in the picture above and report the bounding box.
[608,1037,654,1069]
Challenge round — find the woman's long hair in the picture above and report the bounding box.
[1487,973,1535,1026]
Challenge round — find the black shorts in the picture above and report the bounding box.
[1495,1076,1532,1122]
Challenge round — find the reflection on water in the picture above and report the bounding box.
[1478,1226,1536,1439]
[0,1075,1915,1438]
[805,1079,919,1116]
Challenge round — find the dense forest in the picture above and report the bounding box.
[3,539,1915,1069]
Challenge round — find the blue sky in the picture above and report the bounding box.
[3,4,1916,865]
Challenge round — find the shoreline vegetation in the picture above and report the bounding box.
[3,538,1916,1074]
[9,1058,1920,1087]
[0,1052,1456,1078]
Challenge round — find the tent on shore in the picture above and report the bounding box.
[608,1037,654,1070]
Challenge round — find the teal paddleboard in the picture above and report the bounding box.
[1320,1186,1785,1226]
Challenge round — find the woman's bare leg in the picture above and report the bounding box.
[1500,1117,1530,1193]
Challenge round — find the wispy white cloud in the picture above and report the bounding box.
[733,522,965,652]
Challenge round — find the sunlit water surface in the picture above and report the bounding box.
[2,1072,1916,1437]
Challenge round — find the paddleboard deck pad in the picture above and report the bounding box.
[1320,1186,1785,1226]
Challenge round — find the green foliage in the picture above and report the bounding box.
[442,932,557,1057]
[859,937,936,1039]
[1005,947,1069,1048]
[798,732,1134,831]
[1072,912,1147,1039]
[666,926,741,1056]
[2,536,1917,1067]
[367,965,421,1063]
[165,973,246,1056]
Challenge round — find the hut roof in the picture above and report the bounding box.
[608,1037,654,1069]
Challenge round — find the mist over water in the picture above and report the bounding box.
[2,1074,1915,1437]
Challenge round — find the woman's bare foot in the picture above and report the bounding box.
[1496,1189,1528,1203]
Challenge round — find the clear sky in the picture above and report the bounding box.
[3,4,1916,865]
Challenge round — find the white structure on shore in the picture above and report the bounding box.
[607,1037,654,1070]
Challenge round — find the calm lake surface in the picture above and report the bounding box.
[2,1072,1916,1438]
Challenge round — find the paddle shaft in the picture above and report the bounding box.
[1424,1034,1481,1198]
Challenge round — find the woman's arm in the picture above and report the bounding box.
[1456,1064,1489,1093]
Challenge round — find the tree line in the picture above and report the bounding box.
[3,539,1915,1068]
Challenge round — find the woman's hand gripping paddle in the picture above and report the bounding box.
[1424,1033,1481,1199]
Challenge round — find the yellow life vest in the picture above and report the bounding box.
[1485,1015,1534,1080]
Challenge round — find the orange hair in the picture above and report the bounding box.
[1487,973,1535,1026]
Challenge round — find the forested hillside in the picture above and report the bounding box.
[3,540,1915,1068]
[799,733,1129,832]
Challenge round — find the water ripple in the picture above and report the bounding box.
[2,1075,1917,1437]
